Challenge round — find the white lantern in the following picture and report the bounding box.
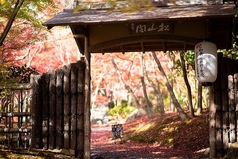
[194,41,217,84]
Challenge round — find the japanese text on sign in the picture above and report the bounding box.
[196,45,205,78]
[129,22,172,34]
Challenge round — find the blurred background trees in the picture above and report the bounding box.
[1,0,237,122]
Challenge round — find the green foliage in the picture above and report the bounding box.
[0,0,57,28]
[108,100,136,118]
[221,49,238,59]
[131,134,144,142]
[8,65,39,83]
[0,65,38,86]
[184,50,195,69]
[108,101,115,109]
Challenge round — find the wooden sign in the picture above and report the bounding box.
[112,124,123,139]
[129,21,172,34]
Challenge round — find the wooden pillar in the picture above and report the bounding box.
[83,36,91,159]
[42,73,50,150]
[76,61,85,158]
[56,68,64,149]
[63,65,71,149]
[228,59,235,143]
[210,53,223,158]
[213,53,223,158]
[71,63,78,150]
[210,82,216,158]
[30,75,42,149]
[49,70,56,149]
[221,58,229,154]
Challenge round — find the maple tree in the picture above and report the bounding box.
[90,52,189,118]
[0,0,57,45]
[0,0,80,74]
[0,0,57,68]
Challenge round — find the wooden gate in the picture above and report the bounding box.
[30,60,86,158]
[211,53,238,158]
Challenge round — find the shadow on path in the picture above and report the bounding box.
[90,125,209,159]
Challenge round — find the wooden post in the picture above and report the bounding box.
[210,82,217,158]
[83,36,91,159]
[228,59,235,143]
[235,73,238,141]
[56,68,64,149]
[42,74,50,150]
[214,53,223,156]
[49,70,56,149]
[220,57,229,157]
[63,65,71,149]
[71,63,77,150]
[30,75,42,149]
[76,61,86,158]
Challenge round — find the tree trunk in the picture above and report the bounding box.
[0,0,24,46]
[91,72,107,107]
[197,82,203,114]
[139,52,153,117]
[110,54,141,108]
[180,52,195,118]
[166,52,175,112]
[169,84,175,112]
[148,52,164,115]
[152,51,188,120]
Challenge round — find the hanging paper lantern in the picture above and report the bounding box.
[194,41,217,84]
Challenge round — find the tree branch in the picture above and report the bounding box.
[0,0,24,46]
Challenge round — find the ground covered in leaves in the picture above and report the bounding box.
[91,111,210,159]
[0,111,210,158]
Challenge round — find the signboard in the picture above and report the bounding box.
[112,124,123,140]
[129,22,172,34]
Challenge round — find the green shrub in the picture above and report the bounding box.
[108,100,136,118]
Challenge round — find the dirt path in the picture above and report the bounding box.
[90,124,209,159]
